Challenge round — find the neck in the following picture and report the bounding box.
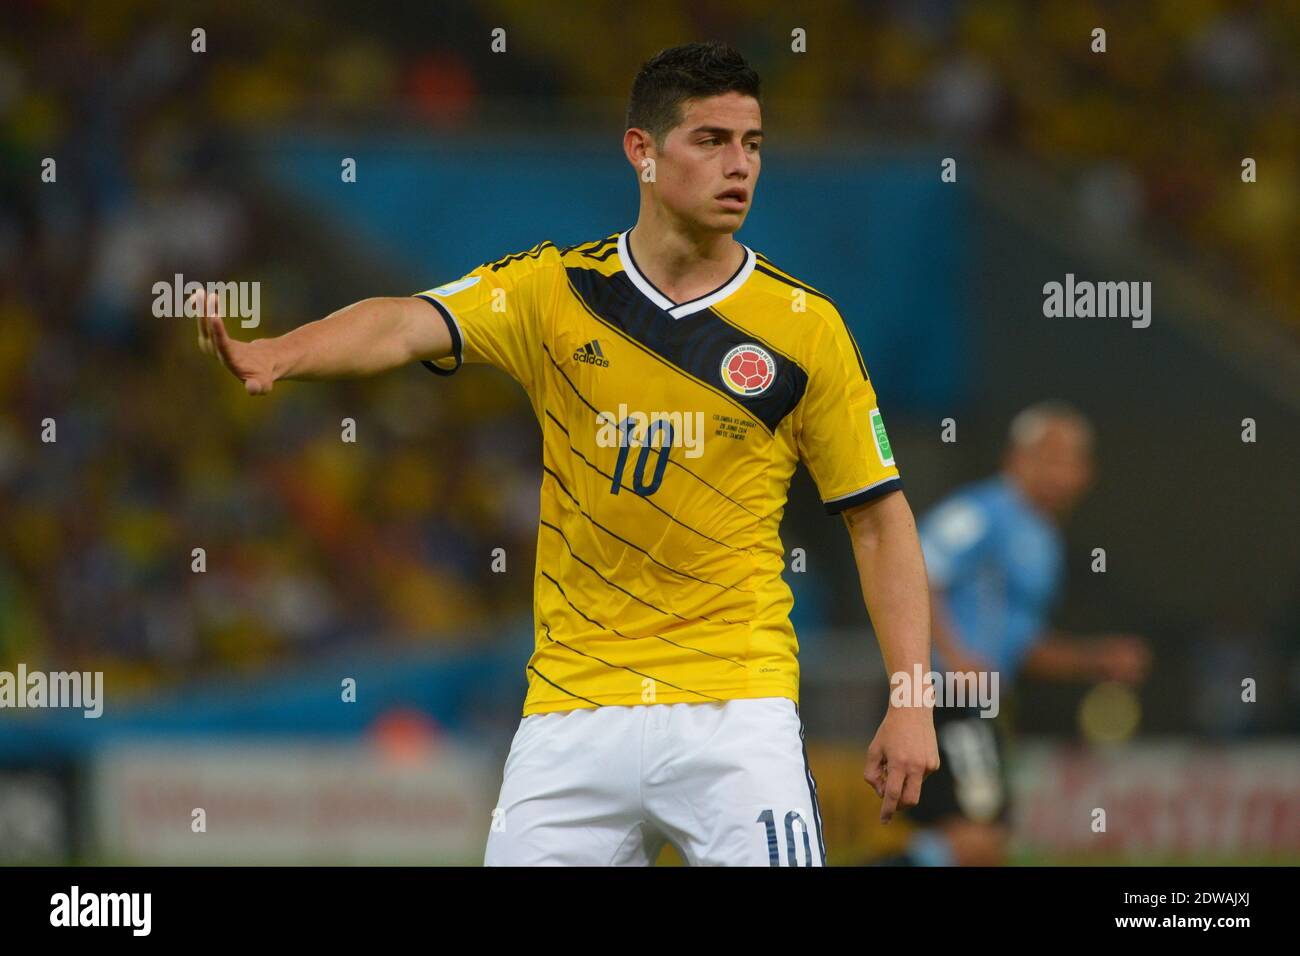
[1005,471,1061,524]
[628,205,744,302]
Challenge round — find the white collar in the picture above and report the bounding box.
[618,228,756,319]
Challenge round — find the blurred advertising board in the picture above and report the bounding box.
[806,739,1300,865]
[91,740,498,865]
[1012,740,1300,863]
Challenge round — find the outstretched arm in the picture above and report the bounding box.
[193,290,450,394]
[843,490,941,823]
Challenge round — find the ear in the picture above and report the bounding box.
[623,127,653,172]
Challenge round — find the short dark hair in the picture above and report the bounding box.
[626,41,761,148]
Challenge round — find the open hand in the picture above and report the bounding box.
[193,290,277,395]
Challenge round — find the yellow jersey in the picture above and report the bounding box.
[415,229,901,716]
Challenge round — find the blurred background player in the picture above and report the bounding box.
[883,402,1151,866]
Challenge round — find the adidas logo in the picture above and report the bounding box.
[573,339,610,367]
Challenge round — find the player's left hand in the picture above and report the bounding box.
[863,705,940,824]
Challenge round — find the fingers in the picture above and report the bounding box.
[863,743,885,799]
[193,291,213,355]
[879,764,906,824]
[900,768,924,812]
[189,290,273,397]
[878,764,929,824]
[206,292,237,367]
[193,290,227,359]
[867,750,935,824]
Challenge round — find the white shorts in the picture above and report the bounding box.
[484,697,826,866]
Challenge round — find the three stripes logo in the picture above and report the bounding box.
[573,339,610,367]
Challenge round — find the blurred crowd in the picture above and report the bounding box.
[0,0,1295,694]
[496,0,1298,329]
[0,2,549,691]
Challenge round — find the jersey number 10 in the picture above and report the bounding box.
[610,417,675,498]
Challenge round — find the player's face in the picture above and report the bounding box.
[1016,420,1095,517]
[654,92,762,234]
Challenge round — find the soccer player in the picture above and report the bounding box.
[891,402,1150,866]
[193,41,939,866]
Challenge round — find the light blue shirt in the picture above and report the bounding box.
[918,476,1064,682]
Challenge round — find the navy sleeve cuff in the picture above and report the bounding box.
[823,477,903,515]
[414,294,463,376]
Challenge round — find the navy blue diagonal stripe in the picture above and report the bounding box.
[541,347,763,523]
[564,267,808,433]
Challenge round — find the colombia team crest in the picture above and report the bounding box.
[720,343,776,397]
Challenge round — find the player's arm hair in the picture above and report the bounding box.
[842,490,933,682]
[267,297,452,382]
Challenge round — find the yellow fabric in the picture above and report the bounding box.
[416,233,900,715]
